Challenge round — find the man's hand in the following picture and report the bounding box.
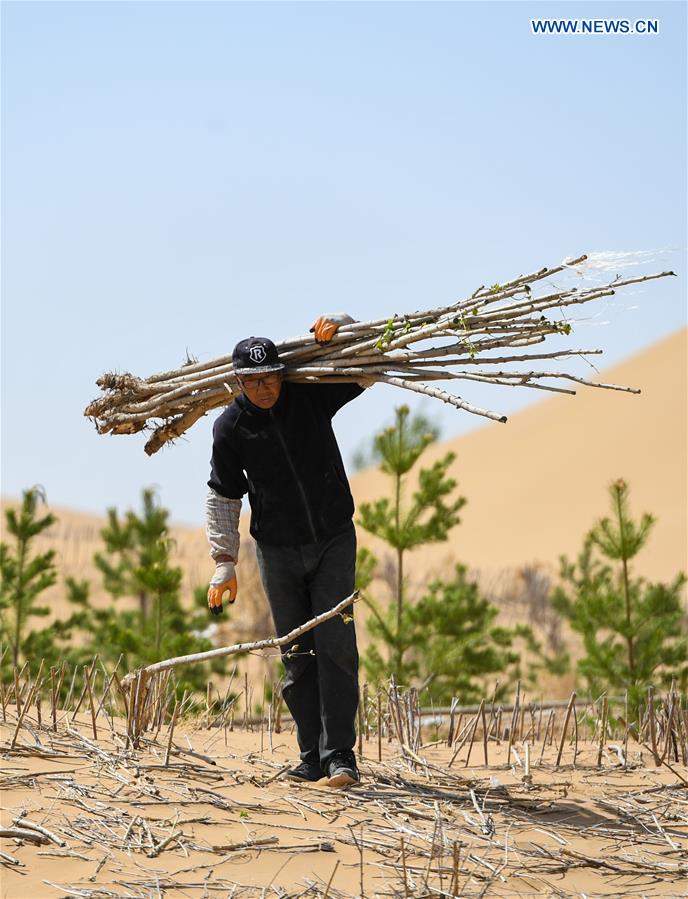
[310,313,355,344]
[207,561,237,616]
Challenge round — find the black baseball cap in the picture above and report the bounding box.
[232,336,285,376]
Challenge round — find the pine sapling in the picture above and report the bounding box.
[357,405,466,682]
[551,478,687,720]
[0,487,57,668]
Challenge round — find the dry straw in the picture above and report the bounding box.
[3,665,687,895]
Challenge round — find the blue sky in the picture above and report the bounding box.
[1,1,685,526]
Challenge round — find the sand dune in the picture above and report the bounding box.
[351,327,687,589]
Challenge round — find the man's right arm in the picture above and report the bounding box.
[206,415,247,613]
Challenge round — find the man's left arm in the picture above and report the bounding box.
[309,313,375,415]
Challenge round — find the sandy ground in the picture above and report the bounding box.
[2,709,687,899]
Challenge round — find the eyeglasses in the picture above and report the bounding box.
[238,373,282,389]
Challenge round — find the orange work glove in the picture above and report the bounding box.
[310,313,355,344]
[207,561,238,616]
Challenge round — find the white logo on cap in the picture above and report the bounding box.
[249,345,267,364]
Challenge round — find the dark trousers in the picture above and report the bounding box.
[256,523,359,769]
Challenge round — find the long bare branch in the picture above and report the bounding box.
[125,591,359,679]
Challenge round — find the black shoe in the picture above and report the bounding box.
[325,750,359,787]
[286,760,325,782]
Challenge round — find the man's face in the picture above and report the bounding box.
[238,371,283,409]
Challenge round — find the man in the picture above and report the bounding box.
[205,315,370,787]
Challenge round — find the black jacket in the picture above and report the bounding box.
[208,381,364,546]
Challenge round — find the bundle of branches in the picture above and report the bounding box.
[85,253,674,455]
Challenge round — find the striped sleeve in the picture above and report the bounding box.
[205,489,242,562]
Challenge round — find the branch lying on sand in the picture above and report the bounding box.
[120,591,358,745]
[84,253,675,454]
